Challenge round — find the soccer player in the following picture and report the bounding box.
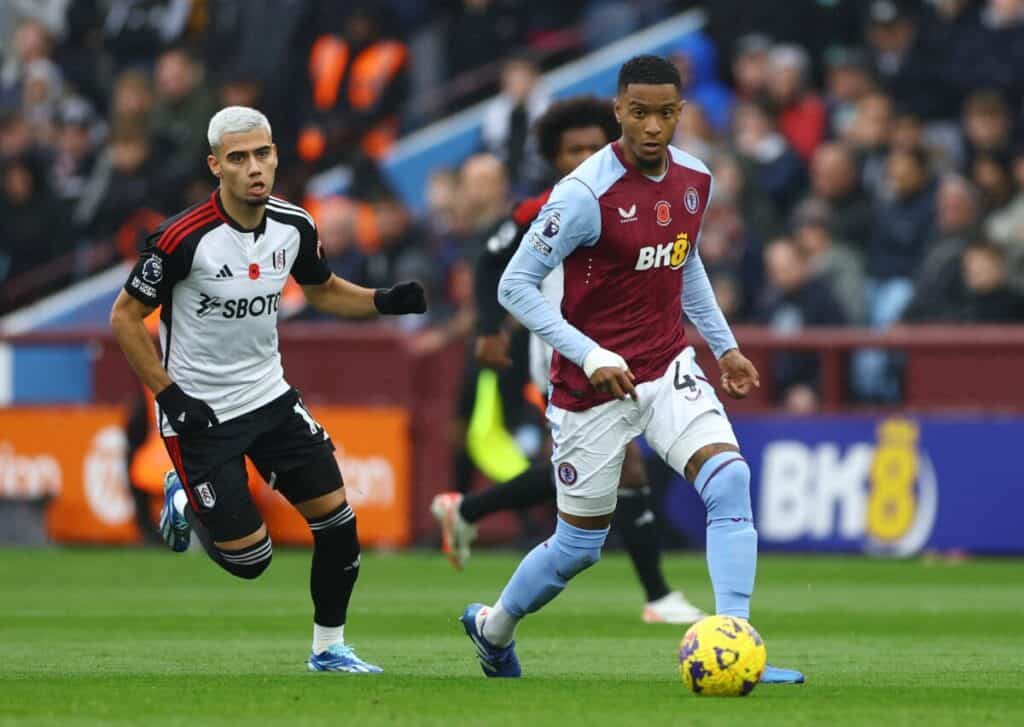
[459,57,804,684]
[109,106,426,673]
[431,96,704,625]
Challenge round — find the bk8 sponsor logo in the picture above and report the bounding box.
[757,418,938,556]
[634,232,691,271]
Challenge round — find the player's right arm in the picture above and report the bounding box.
[498,179,637,400]
[111,245,218,434]
[110,291,171,395]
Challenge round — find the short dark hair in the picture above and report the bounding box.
[534,96,620,163]
[617,54,681,93]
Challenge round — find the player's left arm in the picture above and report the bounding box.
[301,275,426,318]
[291,215,426,318]
[681,248,759,399]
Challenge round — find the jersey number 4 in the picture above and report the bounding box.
[673,362,702,401]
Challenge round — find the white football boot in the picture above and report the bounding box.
[430,492,478,571]
[642,591,707,625]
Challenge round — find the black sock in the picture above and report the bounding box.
[308,502,360,627]
[458,464,555,523]
[453,448,474,495]
[614,486,671,602]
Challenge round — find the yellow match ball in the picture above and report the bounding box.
[678,615,767,696]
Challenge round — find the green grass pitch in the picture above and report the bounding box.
[2,548,1022,726]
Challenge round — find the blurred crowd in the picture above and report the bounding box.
[1,0,1024,405]
[0,0,679,311]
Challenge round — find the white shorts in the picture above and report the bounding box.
[548,347,738,517]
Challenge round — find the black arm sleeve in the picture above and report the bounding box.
[475,218,522,335]
[122,232,189,308]
[290,217,332,286]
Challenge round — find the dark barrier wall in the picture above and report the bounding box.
[7,324,1024,544]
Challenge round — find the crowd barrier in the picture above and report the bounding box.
[1,325,1022,552]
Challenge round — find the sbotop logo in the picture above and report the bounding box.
[758,418,938,557]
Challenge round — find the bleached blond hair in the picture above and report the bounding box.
[207,106,272,152]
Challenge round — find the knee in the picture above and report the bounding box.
[218,536,273,580]
[696,454,751,521]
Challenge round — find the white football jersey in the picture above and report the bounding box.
[124,193,331,435]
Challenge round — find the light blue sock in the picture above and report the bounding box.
[484,517,608,643]
[695,452,757,619]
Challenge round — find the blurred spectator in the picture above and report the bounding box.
[957,240,1024,321]
[856,145,937,401]
[481,55,550,190]
[730,33,772,103]
[0,110,35,159]
[908,238,1024,322]
[987,148,1024,277]
[971,153,1015,214]
[203,0,317,151]
[904,174,983,322]
[733,100,807,218]
[315,196,368,285]
[109,69,155,130]
[20,59,63,142]
[791,197,865,323]
[0,151,73,282]
[673,102,720,164]
[961,90,1015,165]
[757,236,847,412]
[843,90,893,193]
[767,44,826,162]
[671,32,733,134]
[151,47,214,170]
[76,123,168,239]
[1,19,54,110]
[822,46,876,140]
[867,145,937,298]
[298,3,408,167]
[424,167,460,238]
[809,141,874,251]
[863,0,950,119]
[51,96,103,207]
[102,0,192,72]
[945,0,1024,101]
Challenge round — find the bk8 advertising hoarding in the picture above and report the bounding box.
[661,415,1024,555]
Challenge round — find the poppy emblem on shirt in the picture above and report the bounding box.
[249,263,260,280]
[655,200,672,226]
[557,462,578,486]
[273,249,285,271]
[685,187,700,214]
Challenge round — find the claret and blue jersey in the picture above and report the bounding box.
[501,141,736,412]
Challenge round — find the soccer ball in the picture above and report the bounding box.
[678,615,767,696]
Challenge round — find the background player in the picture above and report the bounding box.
[110,106,426,673]
[431,96,704,624]
[458,57,804,684]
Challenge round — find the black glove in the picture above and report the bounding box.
[157,383,219,435]
[374,281,427,315]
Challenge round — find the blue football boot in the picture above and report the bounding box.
[159,470,191,553]
[307,643,382,673]
[761,664,806,684]
[460,603,521,677]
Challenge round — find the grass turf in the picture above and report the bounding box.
[1,548,1022,726]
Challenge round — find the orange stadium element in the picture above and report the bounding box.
[1,404,411,546]
[302,35,407,160]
